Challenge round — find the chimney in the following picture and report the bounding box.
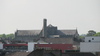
[42,19,47,37]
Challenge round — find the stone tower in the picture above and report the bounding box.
[42,19,47,37]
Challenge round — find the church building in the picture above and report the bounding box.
[14,19,79,43]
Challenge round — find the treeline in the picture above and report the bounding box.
[0,34,14,39]
[87,30,100,36]
[79,30,100,39]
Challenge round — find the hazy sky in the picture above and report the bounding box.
[0,0,100,34]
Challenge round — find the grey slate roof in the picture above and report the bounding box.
[16,29,77,36]
[43,38,73,44]
[16,30,41,36]
[58,30,77,35]
[5,52,30,56]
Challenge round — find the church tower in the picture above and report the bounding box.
[42,19,47,37]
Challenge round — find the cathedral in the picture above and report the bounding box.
[14,19,79,44]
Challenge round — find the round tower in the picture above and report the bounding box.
[42,19,47,37]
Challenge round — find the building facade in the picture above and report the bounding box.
[80,36,100,52]
[35,44,73,52]
[85,36,100,42]
[14,19,79,42]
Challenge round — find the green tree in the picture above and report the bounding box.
[94,32,100,36]
[79,36,85,39]
[87,30,96,36]
[2,34,6,38]
[0,34,14,39]
[0,35,3,38]
[6,34,15,39]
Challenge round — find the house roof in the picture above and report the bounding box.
[58,30,77,35]
[5,52,30,56]
[16,29,77,36]
[16,30,41,36]
[43,38,74,44]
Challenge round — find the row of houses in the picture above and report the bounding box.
[1,36,100,56]
[0,36,100,56]
[0,43,74,52]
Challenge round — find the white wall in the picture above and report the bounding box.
[28,42,37,52]
[85,37,100,42]
[28,42,49,52]
[0,43,3,49]
[80,42,100,52]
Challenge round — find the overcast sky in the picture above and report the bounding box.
[0,0,100,34]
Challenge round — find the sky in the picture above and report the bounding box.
[0,0,100,34]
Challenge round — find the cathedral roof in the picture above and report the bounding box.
[58,30,77,35]
[15,29,78,36]
[44,38,73,44]
[16,30,41,36]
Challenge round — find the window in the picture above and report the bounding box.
[92,38,94,40]
[89,40,91,42]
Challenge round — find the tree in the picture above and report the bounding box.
[0,34,14,39]
[0,35,3,38]
[6,34,15,39]
[2,34,6,38]
[87,30,96,36]
[94,32,100,36]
